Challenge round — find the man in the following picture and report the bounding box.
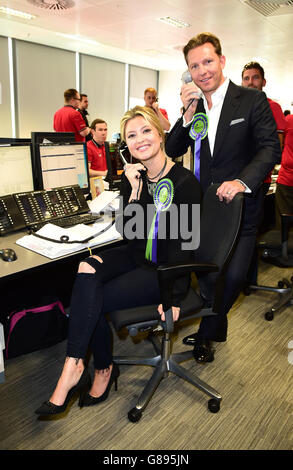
[78,94,92,142]
[87,119,109,177]
[165,33,280,363]
[144,87,171,131]
[242,61,286,193]
[54,88,90,142]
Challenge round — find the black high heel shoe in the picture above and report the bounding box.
[35,368,91,416]
[79,363,120,407]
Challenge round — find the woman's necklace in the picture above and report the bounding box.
[146,158,167,196]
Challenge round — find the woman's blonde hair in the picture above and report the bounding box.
[120,106,165,148]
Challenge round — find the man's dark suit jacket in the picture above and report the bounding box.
[165,81,281,232]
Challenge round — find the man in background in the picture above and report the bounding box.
[78,94,92,141]
[144,87,171,131]
[87,119,109,177]
[54,88,90,142]
[241,61,286,192]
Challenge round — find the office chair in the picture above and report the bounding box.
[109,185,244,422]
[246,213,293,321]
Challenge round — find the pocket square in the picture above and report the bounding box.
[230,118,245,126]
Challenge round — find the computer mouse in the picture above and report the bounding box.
[1,248,17,262]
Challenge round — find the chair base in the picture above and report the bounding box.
[113,333,222,422]
[248,275,293,321]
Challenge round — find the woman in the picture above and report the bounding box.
[35,106,201,416]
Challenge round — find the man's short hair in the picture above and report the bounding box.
[183,32,222,63]
[80,94,88,100]
[144,87,157,96]
[241,61,265,80]
[90,119,107,130]
[64,88,79,102]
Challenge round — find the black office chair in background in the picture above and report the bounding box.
[109,185,244,422]
[247,213,293,321]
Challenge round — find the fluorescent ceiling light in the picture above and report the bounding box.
[56,33,101,46]
[158,16,191,29]
[0,6,36,19]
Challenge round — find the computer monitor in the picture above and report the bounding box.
[0,138,31,145]
[34,142,90,194]
[0,144,34,196]
[31,132,76,190]
[31,132,75,145]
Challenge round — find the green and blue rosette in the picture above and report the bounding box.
[145,178,174,263]
[189,112,208,181]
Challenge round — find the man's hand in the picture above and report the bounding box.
[216,180,246,203]
[180,83,201,122]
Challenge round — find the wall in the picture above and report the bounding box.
[0,36,159,140]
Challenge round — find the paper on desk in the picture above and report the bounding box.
[16,221,121,259]
[88,190,119,214]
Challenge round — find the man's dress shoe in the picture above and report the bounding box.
[183,333,214,363]
[193,337,214,363]
[182,333,198,346]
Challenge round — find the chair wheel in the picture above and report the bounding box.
[208,399,220,413]
[265,311,274,321]
[128,407,142,422]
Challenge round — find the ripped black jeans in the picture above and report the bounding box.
[66,244,160,370]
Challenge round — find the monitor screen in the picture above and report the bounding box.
[0,144,34,196]
[31,132,75,145]
[37,142,90,193]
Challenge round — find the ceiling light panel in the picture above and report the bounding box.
[158,16,191,29]
[0,6,36,19]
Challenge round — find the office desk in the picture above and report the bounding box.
[0,216,122,282]
[0,220,123,380]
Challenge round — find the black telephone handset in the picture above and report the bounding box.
[118,142,146,179]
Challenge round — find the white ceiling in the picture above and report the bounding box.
[0,0,293,107]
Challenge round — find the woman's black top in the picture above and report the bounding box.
[116,163,202,305]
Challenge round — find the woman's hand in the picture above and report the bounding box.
[157,304,180,322]
[124,162,146,196]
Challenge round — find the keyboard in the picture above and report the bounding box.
[31,213,102,230]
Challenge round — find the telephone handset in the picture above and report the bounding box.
[118,142,147,179]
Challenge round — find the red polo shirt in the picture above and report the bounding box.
[160,108,169,120]
[87,140,108,171]
[53,105,87,142]
[264,98,286,184]
[277,115,293,186]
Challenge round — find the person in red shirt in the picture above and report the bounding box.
[241,62,286,193]
[275,114,293,222]
[144,87,170,131]
[87,119,108,177]
[53,88,91,142]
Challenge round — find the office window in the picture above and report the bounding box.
[129,65,158,109]
[80,54,125,140]
[0,36,12,137]
[14,40,75,137]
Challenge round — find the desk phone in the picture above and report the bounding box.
[0,185,91,235]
